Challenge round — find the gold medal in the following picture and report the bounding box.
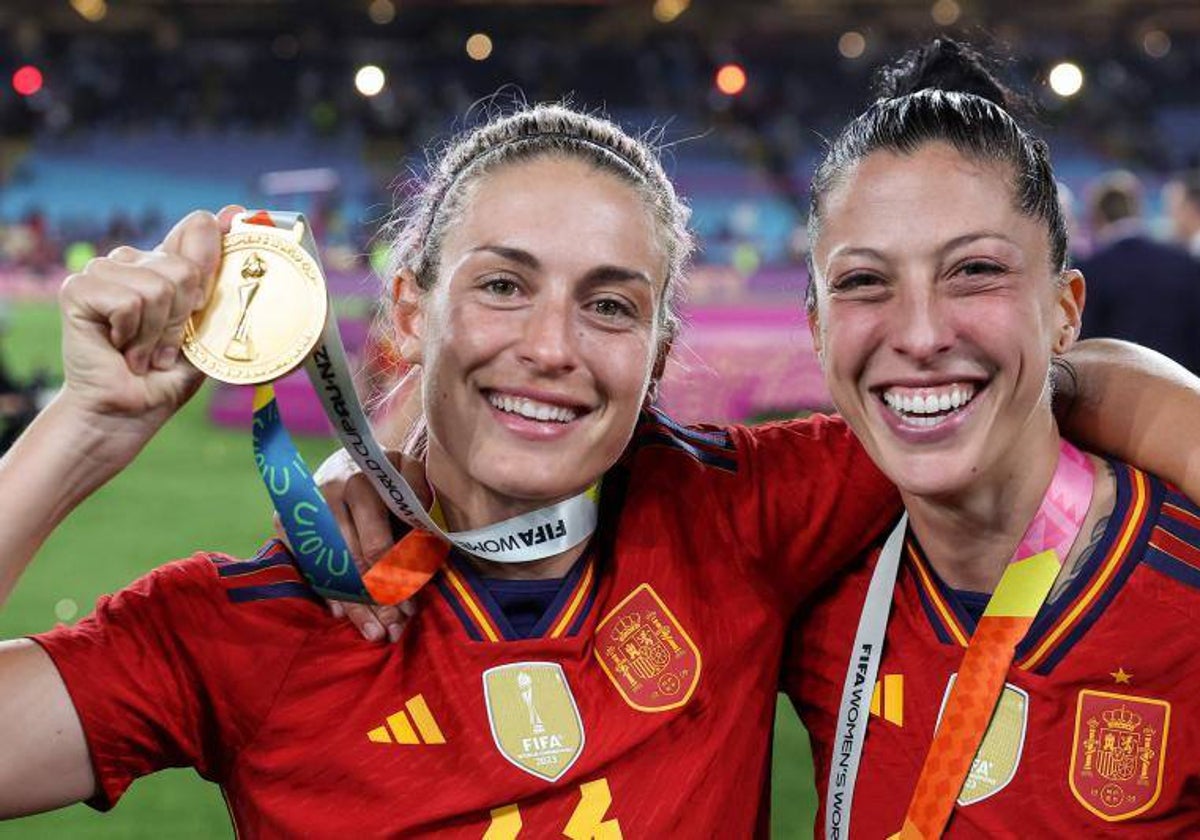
[183,224,328,385]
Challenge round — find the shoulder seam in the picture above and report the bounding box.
[198,545,324,777]
[223,621,324,776]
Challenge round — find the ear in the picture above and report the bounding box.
[1052,268,1086,355]
[645,334,673,407]
[806,305,824,364]
[391,269,426,365]
[651,334,673,383]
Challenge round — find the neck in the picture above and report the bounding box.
[465,542,587,580]
[427,460,591,582]
[903,418,1065,593]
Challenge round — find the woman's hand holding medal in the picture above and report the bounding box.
[56,209,235,467]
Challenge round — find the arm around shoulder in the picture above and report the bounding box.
[1058,338,1200,502]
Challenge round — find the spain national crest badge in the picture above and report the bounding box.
[594,583,701,712]
[1069,689,1170,822]
[483,662,584,782]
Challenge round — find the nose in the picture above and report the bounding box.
[516,295,579,375]
[889,284,954,362]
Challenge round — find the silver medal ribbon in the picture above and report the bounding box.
[825,514,906,840]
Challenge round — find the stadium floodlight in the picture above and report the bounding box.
[12,65,43,96]
[70,0,107,22]
[466,33,494,61]
[355,64,386,97]
[1048,62,1084,98]
[1142,30,1171,59]
[838,31,866,59]
[653,0,690,23]
[368,0,396,25]
[715,63,747,96]
[930,0,961,26]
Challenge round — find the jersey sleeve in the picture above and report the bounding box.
[727,413,900,616]
[30,548,318,810]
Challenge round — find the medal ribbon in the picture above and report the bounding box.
[230,210,600,604]
[827,439,1094,840]
[898,439,1093,839]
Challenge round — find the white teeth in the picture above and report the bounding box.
[905,414,941,428]
[881,383,977,424]
[488,393,578,423]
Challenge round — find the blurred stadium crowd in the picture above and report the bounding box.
[1,0,1199,426]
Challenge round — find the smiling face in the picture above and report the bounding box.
[809,142,1083,501]
[397,155,666,521]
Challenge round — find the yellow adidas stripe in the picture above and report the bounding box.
[385,709,419,744]
[406,694,445,744]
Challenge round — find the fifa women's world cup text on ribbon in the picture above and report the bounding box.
[182,210,601,605]
[827,439,1095,840]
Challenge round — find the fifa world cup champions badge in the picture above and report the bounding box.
[483,662,584,782]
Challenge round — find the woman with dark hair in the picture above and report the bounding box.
[789,39,1200,837]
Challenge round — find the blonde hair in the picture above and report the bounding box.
[381,102,694,340]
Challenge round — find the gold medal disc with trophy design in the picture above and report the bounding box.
[183,225,328,385]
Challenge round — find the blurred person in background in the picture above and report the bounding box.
[1163,167,1200,258]
[1056,180,1090,264]
[1078,170,1200,375]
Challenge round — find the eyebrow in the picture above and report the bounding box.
[936,231,1021,256]
[470,244,540,269]
[469,244,653,287]
[824,230,1021,270]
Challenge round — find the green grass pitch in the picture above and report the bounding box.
[0,300,817,838]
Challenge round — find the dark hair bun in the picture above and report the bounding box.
[875,38,1024,115]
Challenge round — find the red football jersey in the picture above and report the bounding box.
[34,411,898,838]
[787,460,1200,837]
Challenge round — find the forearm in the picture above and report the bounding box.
[0,209,221,606]
[1058,338,1200,501]
[0,394,151,605]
